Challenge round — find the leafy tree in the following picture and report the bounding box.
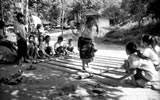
[147,0,160,20]
[121,0,148,26]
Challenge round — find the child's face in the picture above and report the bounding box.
[30,37,34,41]
[125,48,131,55]
[39,36,44,42]
[141,41,147,48]
[46,37,50,42]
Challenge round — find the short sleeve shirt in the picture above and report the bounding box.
[14,21,27,40]
[143,47,160,65]
[128,54,158,81]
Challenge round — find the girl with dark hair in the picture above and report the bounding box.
[119,41,158,87]
[54,36,66,56]
[78,16,99,70]
[44,35,53,56]
[141,34,160,69]
[27,35,37,60]
[37,35,50,58]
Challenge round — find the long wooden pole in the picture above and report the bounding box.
[61,0,64,36]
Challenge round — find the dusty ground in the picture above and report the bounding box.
[0,30,160,100]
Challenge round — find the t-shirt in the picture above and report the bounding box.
[81,25,97,40]
[143,47,160,65]
[54,42,64,50]
[154,45,160,58]
[14,21,27,40]
[128,54,158,81]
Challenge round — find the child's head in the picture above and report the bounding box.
[45,35,51,42]
[37,24,41,30]
[152,36,160,47]
[57,36,63,42]
[126,41,138,55]
[126,41,149,59]
[16,13,25,24]
[38,35,44,42]
[68,38,73,43]
[85,16,96,28]
[29,35,35,41]
[141,34,152,47]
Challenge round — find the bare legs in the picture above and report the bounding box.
[82,60,89,70]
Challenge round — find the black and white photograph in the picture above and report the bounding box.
[0,0,160,100]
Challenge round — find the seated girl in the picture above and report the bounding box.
[44,35,53,56]
[27,35,38,60]
[54,36,66,56]
[141,34,160,70]
[65,38,74,54]
[119,41,158,88]
[37,35,50,58]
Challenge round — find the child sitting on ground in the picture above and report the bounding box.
[141,34,160,70]
[44,35,53,56]
[54,36,66,56]
[65,38,74,54]
[27,35,38,60]
[37,35,50,58]
[119,41,159,88]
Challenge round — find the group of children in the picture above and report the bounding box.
[27,34,74,62]
[119,34,160,88]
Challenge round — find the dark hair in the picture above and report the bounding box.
[38,35,44,42]
[126,41,149,59]
[141,34,152,45]
[28,35,35,40]
[58,36,63,41]
[37,24,41,29]
[68,38,73,42]
[16,13,24,20]
[45,35,50,41]
[152,36,160,46]
[0,20,5,29]
[86,16,95,24]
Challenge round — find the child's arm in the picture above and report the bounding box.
[118,69,136,82]
[71,29,78,37]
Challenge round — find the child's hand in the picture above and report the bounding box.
[117,78,124,83]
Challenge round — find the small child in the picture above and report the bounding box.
[65,38,74,53]
[54,36,66,56]
[27,35,37,60]
[37,35,50,58]
[44,35,53,56]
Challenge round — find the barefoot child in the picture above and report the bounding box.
[78,16,98,70]
[54,36,66,56]
[44,35,53,56]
